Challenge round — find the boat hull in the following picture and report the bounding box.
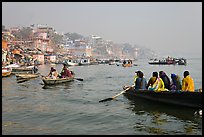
[16,73,39,80]
[122,64,132,67]
[42,76,74,85]
[2,70,12,77]
[12,67,34,74]
[123,86,202,109]
[2,68,12,77]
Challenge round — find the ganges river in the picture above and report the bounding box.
[2,58,202,135]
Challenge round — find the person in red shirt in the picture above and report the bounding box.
[60,63,73,78]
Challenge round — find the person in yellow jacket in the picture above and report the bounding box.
[151,77,168,91]
[182,71,194,92]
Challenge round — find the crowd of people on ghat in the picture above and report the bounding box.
[47,63,74,79]
[133,70,196,92]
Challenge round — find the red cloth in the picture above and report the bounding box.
[61,68,72,77]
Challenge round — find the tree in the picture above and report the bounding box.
[12,27,33,40]
[2,25,8,31]
[64,32,84,41]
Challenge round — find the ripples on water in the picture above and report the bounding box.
[2,58,202,135]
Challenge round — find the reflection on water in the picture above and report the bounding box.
[125,97,202,135]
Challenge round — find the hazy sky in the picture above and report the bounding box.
[2,2,202,57]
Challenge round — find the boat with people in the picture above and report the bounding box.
[2,67,12,77]
[122,86,202,109]
[122,59,133,67]
[122,63,133,67]
[148,56,187,65]
[42,76,75,85]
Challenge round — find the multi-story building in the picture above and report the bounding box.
[89,35,103,47]
[65,40,92,57]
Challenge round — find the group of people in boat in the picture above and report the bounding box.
[134,70,195,92]
[47,63,74,79]
[123,60,132,65]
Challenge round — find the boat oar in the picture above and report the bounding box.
[17,78,30,83]
[74,78,83,81]
[99,85,133,102]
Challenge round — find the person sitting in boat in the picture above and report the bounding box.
[147,72,167,91]
[134,71,147,91]
[170,73,181,90]
[182,71,194,92]
[123,60,126,65]
[159,71,171,90]
[60,63,73,78]
[134,71,140,86]
[146,71,157,89]
[48,67,59,79]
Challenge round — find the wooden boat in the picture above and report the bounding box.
[15,73,39,80]
[42,76,75,85]
[2,67,12,77]
[11,66,35,74]
[122,63,132,67]
[123,86,202,109]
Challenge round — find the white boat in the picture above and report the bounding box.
[4,63,21,68]
[79,58,91,65]
[64,59,79,66]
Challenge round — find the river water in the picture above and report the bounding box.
[2,58,202,135]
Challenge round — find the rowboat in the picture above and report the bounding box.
[122,63,132,67]
[11,66,35,74]
[42,76,75,85]
[123,86,202,109]
[15,73,39,80]
[2,67,12,77]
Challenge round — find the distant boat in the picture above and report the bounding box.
[11,66,36,74]
[148,57,187,65]
[122,59,133,67]
[2,67,12,77]
[122,63,132,67]
[79,58,91,65]
[15,73,39,80]
[63,59,79,66]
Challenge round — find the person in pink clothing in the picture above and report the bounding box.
[60,63,73,78]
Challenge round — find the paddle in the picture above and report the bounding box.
[99,85,134,102]
[74,78,83,81]
[17,78,30,83]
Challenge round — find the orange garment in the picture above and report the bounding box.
[182,75,194,92]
